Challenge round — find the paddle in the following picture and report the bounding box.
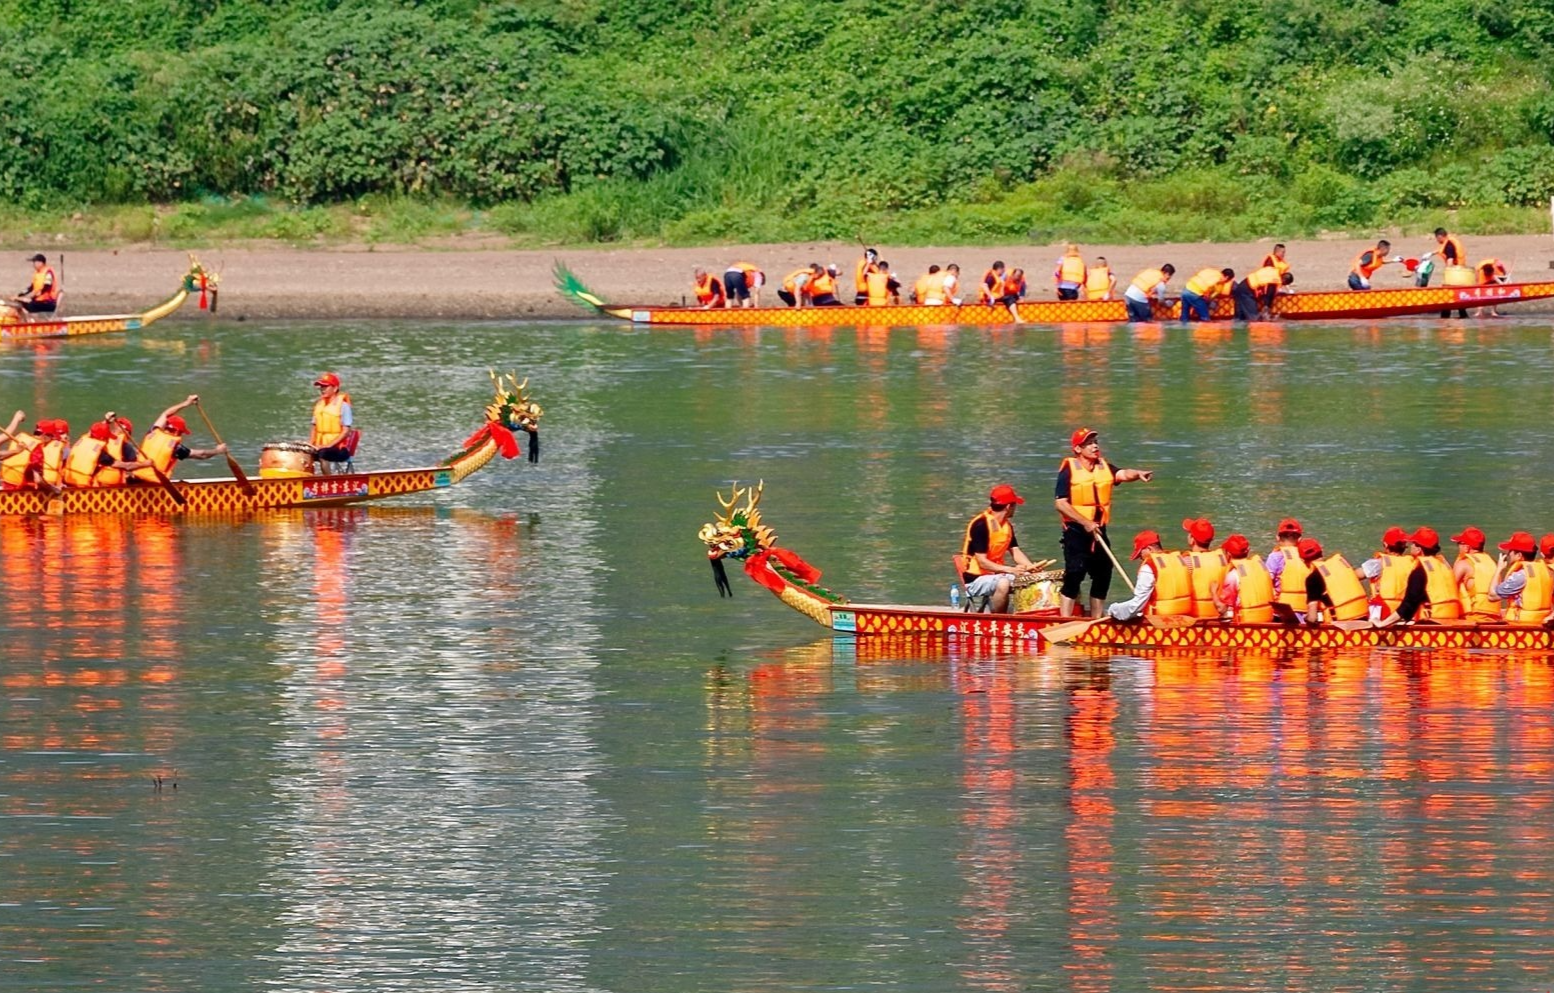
[1094,529,1136,593]
[1042,616,1109,645]
[193,399,256,496]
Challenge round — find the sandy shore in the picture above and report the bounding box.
[22,235,1554,320]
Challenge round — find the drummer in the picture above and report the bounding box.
[130,394,227,482]
[310,372,359,474]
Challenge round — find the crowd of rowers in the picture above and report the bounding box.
[0,396,229,493]
[1106,518,1553,628]
[688,229,1513,322]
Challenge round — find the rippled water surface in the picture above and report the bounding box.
[5,317,1554,992]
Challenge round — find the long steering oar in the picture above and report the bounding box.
[1094,529,1136,593]
[193,400,256,496]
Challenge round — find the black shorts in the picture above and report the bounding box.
[811,294,842,307]
[777,290,797,307]
[1057,286,1079,300]
[1060,524,1113,601]
[22,299,56,313]
[724,270,751,301]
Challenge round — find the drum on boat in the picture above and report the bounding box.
[1442,265,1476,286]
[259,441,318,478]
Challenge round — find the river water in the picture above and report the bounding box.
[4,317,1554,992]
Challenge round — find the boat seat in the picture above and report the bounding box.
[952,554,992,612]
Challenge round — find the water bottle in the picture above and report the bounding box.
[949,583,961,608]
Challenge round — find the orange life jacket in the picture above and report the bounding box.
[1,432,39,488]
[809,272,837,297]
[1260,254,1290,278]
[311,393,352,448]
[1275,544,1310,612]
[30,267,58,303]
[1376,552,1412,612]
[1456,550,1499,621]
[1084,265,1112,300]
[39,439,65,487]
[693,273,724,305]
[1417,554,1462,620]
[961,510,1013,577]
[1476,258,1506,284]
[855,258,878,298]
[1147,552,1194,617]
[1185,547,1229,619]
[1505,560,1554,623]
[1317,554,1368,621]
[63,436,106,487]
[1232,555,1275,623]
[979,269,1002,303]
[781,268,813,295]
[1058,254,1086,285]
[1438,235,1465,266]
[865,270,892,306]
[1000,274,1025,298]
[96,436,128,487]
[132,428,181,483]
[1059,456,1113,524]
[1351,249,1388,280]
[915,272,944,304]
[1246,265,1282,291]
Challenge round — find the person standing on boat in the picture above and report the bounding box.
[1123,264,1174,322]
[959,483,1041,614]
[130,395,227,483]
[6,253,60,323]
[1055,427,1154,617]
[1085,257,1116,300]
[1489,531,1554,623]
[1347,240,1396,290]
[1429,228,1466,280]
[854,249,880,305]
[311,373,359,475]
[692,268,726,309]
[1180,268,1234,323]
[724,262,764,309]
[1053,244,1087,300]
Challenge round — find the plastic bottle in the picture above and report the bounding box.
[949,584,961,608]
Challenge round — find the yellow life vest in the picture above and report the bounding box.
[1377,552,1413,611]
[1317,554,1368,621]
[311,392,352,448]
[1232,555,1275,623]
[1185,548,1229,619]
[1275,544,1311,612]
[1059,457,1114,524]
[1185,268,1228,297]
[856,258,878,298]
[1084,265,1112,300]
[1130,268,1167,296]
[132,428,181,483]
[1147,552,1194,617]
[1456,550,1499,621]
[1058,253,1086,285]
[781,268,812,295]
[39,439,65,487]
[961,510,1013,577]
[1418,554,1462,620]
[865,270,892,306]
[96,437,128,487]
[63,437,106,487]
[1505,561,1554,623]
[0,432,39,487]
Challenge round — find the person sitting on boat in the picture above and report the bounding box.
[311,372,359,475]
[1490,531,1554,624]
[1232,265,1292,321]
[6,253,60,323]
[1180,268,1234,323]
[1123,264,1174,323]
[1105,529,1192,622]
[1085,257,1115,300]
[1347,240,1396,290]
[864,261,901,306]
[978,261,1006,305]
[130,395,227,483]
[992,267,1026,322]
[941,263,962,305]
[778,264,820,308]
[1053,244,1087,300]
[854,249,880,305]
[913,265,943,305]
[0,410,34,489]
[1259,244,1291,280]
[1215,534,1275,622]
[1400,526,1462,622]
[62,418,151,487]
[723,262,764,309]
[692,268,726,309]
[1451,526,1499,622]
[1181,517,1229,620]
[0,415,70,493]
[959,483,1042,614]
[1359,526,1414,617]
[1055,426,1154,618]
[1265,518,1310,616]
[807,265,843,307]
[1294,539,1337,624]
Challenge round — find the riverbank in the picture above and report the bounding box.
[31,234,1554,320]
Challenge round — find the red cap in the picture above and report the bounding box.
[1182,517,1214,545]
[1409,526,1439,548]
[1450,526,1485,550]
[1070,427,1098,449]
[115,416,133,436]
[1498,531,1536,554]
[314,372,341,387]
[989,483,1024,506]
[51,419,68,437]
[164,414,191,435]
[1221,534,1250,558]
[88,421,110,441]
[1130,529,1162,559]
[1541,534,1554,558]
[1277,517,1302,536]
[1381,526,1408,547]
[1297,537,1323,562]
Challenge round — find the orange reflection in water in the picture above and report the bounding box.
[1064,667,1118,993]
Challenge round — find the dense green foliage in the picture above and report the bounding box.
[4,0,1554,243]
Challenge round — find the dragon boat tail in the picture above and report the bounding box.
[0,371,543,516]
[1,255,217,341]
[698,483,1554,652]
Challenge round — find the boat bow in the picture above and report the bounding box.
[699,481,848,627]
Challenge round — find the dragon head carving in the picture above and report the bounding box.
[699,482,777,597]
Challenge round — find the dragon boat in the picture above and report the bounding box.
[1,256,216,341]
[0,372,542,516]
[558,264,1554,327]
[698,483,1554,652]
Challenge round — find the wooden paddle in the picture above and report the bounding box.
[1094,529,1136,593]
[193,400,255,496]
[1041,616,1109,645]
[144,461,187,506]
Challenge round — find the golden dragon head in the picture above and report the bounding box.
[698,481,777,562]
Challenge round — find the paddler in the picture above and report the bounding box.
[808,265,843,307]
[1359,526,1414,617]
[1231,264,1292,321]
[723,262,764,308]
[777,264,820,308]
[1123,264,1174,323]
[5,253,60,323]
[0,410,36,489]
[1181,517,1229,619]
[864,261,901,306]
[1490,531,1554,624]
[1295,539,1336,624]
[1105,529,1193,621]
[691,268,726,309]
[1180,268,1234,323]
[1084,257,1115,300]
[992,266,1026,322]
[1,416,69,493]
[310,372,359,475]
[1265,518,1310,615]
[1215,534,1275,623]
[1054,426,1155,617]
[1451,526,1500,622]
[958,483,1042,614]
[978,261,1006,305]
[130,395,228,483]
[1385,526,1461,623]
[913,265,943,305]
[854,249,880,305]
[941,263,962,305]
[1053,244,1087,300]
[62,417,150,487]
[1347,239,1396,290]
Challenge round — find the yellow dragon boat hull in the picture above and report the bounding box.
[0,256,214,341]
